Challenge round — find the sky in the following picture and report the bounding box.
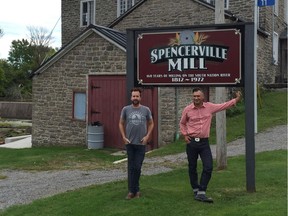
[0,0,61,59]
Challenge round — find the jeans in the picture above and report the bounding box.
[186,139,213,192]
[126,144,146,194]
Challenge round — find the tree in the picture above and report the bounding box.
[2,26,57,100]
[5,40,34,100]
[0,28,3,38]
[27,26,56,65]
[0,59,16,98]
[8,39,35,70]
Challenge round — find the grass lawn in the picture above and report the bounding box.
[0,150,286,216]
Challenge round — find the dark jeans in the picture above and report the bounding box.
[126,144,146,194]
[186,139,213,192]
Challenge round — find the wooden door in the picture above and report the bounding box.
[88,75,158,149]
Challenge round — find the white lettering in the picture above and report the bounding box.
[150,45,229,64]
[199,58,207,69]
[168,58,182,71]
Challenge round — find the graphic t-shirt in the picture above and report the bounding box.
[120,105,153,145]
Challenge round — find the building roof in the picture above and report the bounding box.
[108,0,246,28]
[90,24,127,48]
[31,24,126,77]
[108,0,147,28]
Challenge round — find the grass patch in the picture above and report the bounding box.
[0,174,7,179]
[0,147,126,171]
[1,150,286,216]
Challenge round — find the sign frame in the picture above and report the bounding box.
[127,23,248,87]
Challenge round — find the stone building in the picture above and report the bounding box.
[31,0,287,148]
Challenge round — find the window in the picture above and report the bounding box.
[273,0,278,16]
[80,0,95,27]
[273,32,279,65]
[285,0,288,23]
[257,7,260,28]
[117,0,135,17]
[73,92,86,120]
[204,0,229,9]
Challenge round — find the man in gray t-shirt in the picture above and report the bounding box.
[119,88,154,200]
[120,105,152,145]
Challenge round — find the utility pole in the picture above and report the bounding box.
[215,0,227,170]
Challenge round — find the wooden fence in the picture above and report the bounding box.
[0,102,32,119]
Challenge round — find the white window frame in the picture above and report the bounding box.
[204,0,229,9]
[284,0,288,23]
[257,7,260,28]
[273,0,279,16]
[225,0,229,9]
[80,0,95,27]
[117,0,135,17]
[272,31,279,65]
[73,92,86,121]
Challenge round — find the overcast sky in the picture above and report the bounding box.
[0,0,61,59]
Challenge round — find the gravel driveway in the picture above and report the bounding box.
[0,125,287,210]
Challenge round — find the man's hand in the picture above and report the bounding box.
[141,136,149,145]
[235,91,242,103]
[184,135,191,144]
[122,137,130,145]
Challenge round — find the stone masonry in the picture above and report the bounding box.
[32,33,126,146]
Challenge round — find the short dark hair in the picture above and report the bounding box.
[192,87,203,93]
[131,88,142,96]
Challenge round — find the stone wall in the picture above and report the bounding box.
[32,33,126,147]
[62,0,118,46]
[62,0,81,46]
[157,87,196,145]
[113,0,215,30]
[256,1,287,84]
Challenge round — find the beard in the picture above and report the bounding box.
[132,100,140,105]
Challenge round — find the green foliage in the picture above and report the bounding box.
[257,90,287,127]
[1,150,286,216]
[0,60,12,97]
[0,38,56,100]
[8,39,35,70]
[226,100,245,117]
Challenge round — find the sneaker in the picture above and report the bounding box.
[134,192,141,198]
[125,192,134,200]
[195,194,214,203]
[193,189,199,197]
